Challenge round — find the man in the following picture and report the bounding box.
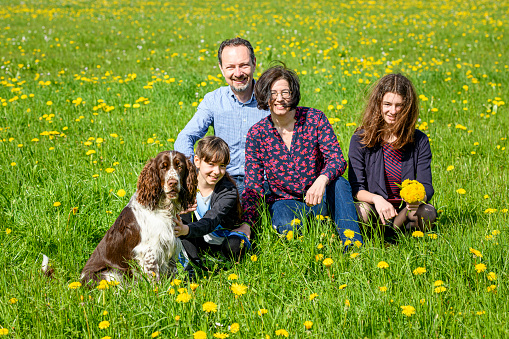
[175,37,269,239]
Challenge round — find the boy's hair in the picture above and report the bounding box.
[357,73,419,149]
[195,136,231,165]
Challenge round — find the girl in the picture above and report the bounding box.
[174,136,248,271]
[348,73,437,232]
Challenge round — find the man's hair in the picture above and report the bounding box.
[254,63,300,111]
[218,37,255,66]
[357,73,419,149]
[195,136,230,165]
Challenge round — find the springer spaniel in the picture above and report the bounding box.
[80,151,197,285]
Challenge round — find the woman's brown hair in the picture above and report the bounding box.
[357,73,419,149]
[254,62,300,111]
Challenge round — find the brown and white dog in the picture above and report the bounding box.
[80,151,197,285]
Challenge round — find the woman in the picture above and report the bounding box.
[348,73,437,232]
[240,64,363,246]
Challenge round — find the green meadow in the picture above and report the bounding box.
[0,0,508,337]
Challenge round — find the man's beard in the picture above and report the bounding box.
[231,77,250,93]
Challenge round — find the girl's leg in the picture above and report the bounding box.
[396,204,437,231]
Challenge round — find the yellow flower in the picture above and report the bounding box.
[102,311,108,316]
[487,272,497,281]
[475,263,487,273]
[487,285,497,292]
[86,150,96,156]
[275,329,289,337]
[229,323,240,333]
[230,283,247,297]
[213,333,229,339]
[456,188,466,195]
[193,331,207,339]
[98,320,110,329]
[190,283,199,291]
[309,293,318,301]
[171,279,182,286]
[379,286,387,292]
[285,230,294,241]
[202,301,218,313]
[434,280,444,286]
[434,286,447,293]
[9,298,17,304]
[412,231,424,238]
[322,258,333,267]
[400,305,416,317]
[315,254,324,261]
[258,308,268,316]
[317,243,324,249]
[316,214,325,220]
[117,189,126,197]
[250,254,258,262]
[304,321,313,330]
[5,228,12,234]
[345,299,350,307]
[46,101,53,106]
[354,240,362,248]
[68,282,82,289]
[338,284,347,290]
[469,248,482,258]
[413,267,426,275]
[0,329,9,335]
[227,273,238,280]
[53,201,61,207]
[176,292,192,303]
[10,162,16,167]
[290,218,300,226]
[377,261,389,269]
[420,299,426,305]
[175,315,180,321]
[105,168,115,173]
[427,233,438,239]
[492,230,500,236]
[476,311,485,316]
[151,331,161,338]
[350,252,360,259]
[168,288,175,295]
[343,229,355,239]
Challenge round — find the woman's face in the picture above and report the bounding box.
[269,79,292,117]
[381,92,404,125]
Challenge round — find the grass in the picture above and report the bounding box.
[0,0,508,337]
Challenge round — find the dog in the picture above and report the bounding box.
[80,150,197,285]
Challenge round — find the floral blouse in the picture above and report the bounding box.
[241,106,347,226]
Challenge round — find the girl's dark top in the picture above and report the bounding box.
[348,129,434,202]
[180,177,240,239]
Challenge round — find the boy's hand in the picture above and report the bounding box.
[173,215,189,237]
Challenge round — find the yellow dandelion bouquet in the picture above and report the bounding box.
[399,179,426,204]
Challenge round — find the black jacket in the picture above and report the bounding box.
[181,177,241,239]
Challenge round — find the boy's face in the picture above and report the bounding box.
[194,156,227,188]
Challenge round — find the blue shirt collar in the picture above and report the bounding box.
[227,80,256,105]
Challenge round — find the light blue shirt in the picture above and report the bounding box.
[174,84,269,177]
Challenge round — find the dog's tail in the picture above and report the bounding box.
[41,254,54,278]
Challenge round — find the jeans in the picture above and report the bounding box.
[268,177,363,245]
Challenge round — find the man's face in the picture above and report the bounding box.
[219,45,256,93]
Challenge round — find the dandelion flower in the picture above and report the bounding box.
[354,240,362,248]
[286,230,294,240]
[469,248,482,258]
[176,292,192,303]
[377,261,389,269]
[345,299,350,307]
[316,214,325,220]
[317,243,323,249]
[9,298,17,304]
[68,282,82,289]
[53,202,61,207]
[434,280,444,286]
[175,315,180,321]
[487,285,497,292]
[229,323,240,333]
[322,258,333,267]
[105,168,115,173]
[343,229,355,239]
[487,272,497,281]
[420,299,426,305]
[227,274,238,280]
[338,284,347,290]
[350,252,360,259]
[476,311,485,316]
[202,302,218,313]
[250,254,258,262]
[379,286,387,292]
[412,231,424,238]
[400,180,426,204]
[0,329,9,335]
[290,218,300,226]
[304,321,313,330]
[413,267,426,275]
[400,305,416,317]
[116,189,126,197]
[315,254,324,261]
[151,331,161,338]
[190,283,199,291]
[258,308,268,316]
[171,279,182,286]
[6,228,12,234]
[446,165,454,171]
[98,320,110,329]
[456,188,466,194]
[475,263,487,273]
[275,329,289,337]
[213,333,229,339]
[434,286,447,293]
[86,150,96,156]
[309,293,318,301]
[193,331,207,339]
[230,283,247,297]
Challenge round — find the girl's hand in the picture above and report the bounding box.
[372,195,397,225]
[180,200,197,215]
[173,215,189,237]
[305,175,329,206]
[406,201,421,213]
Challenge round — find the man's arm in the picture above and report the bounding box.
[174,99,214,157]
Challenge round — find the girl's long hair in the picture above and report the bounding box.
[357,73,419,149]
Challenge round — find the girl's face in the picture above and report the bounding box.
[381,92,404,125]
[194,156,227,187]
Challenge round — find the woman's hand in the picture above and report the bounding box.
[173,215,189,237]
[305,175,329,207]
[372,195,397,225]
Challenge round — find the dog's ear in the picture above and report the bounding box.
[180,157,198,210]
[137,157,161,210]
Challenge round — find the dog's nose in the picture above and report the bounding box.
[167,179,178,188]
